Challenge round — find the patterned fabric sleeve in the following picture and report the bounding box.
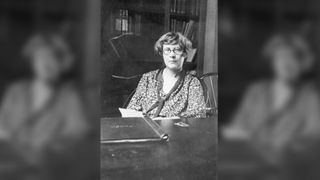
[181,77,206,118]
[127,74,148,111]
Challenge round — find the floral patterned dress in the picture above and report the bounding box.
[127,69,206,118]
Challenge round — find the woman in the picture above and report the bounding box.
[222,33,320,166]
[0,32,90,179]
[127,32,206,118]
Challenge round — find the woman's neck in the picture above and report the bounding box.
[31,79,55,112]
[163,67,181,78]
[271,78,296,112]
[33,79,53,88]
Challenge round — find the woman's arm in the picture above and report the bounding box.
[127,74,148,111]
[181,77,206,118]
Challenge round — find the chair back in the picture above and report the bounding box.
[200,72,218,116]
[109,33,158,61]
[111,75,142,108]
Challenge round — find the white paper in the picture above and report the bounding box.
[119,108,144,117]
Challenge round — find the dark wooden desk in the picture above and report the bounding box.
[101,117,217,180]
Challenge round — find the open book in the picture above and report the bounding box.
[100,116,169,144]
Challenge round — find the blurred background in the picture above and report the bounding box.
[219,0,320,124]
[0,0,97,91]
[0,0,99,179]
[219,0,320,180]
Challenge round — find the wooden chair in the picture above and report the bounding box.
[200,72,218,117]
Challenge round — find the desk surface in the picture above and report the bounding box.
[101,117,217,180]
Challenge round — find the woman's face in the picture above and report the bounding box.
[272,47,303,83]
[31,47,62,82]
[162,44,185,71]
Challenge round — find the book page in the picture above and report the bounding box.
[119,108,144,117]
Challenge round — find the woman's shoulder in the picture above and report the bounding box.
[143,69,160,77]
[56,82,85,106]
[184,71,201,83]
[58,82,81,97]
[249,80,271,90]
[300,81,319,97]
[142,69,160,79]
[241,80,271,97]
[296,82,320,110]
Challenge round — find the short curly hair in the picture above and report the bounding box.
[154,32,192,55]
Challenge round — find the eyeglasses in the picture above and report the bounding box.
[163,48,183,55]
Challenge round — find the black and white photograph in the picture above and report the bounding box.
[0,0,99,179]
[219,0,320,180]
[100,0,217,179]
[2,0,320,180]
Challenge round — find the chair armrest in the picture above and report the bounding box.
[112,75,142,80]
